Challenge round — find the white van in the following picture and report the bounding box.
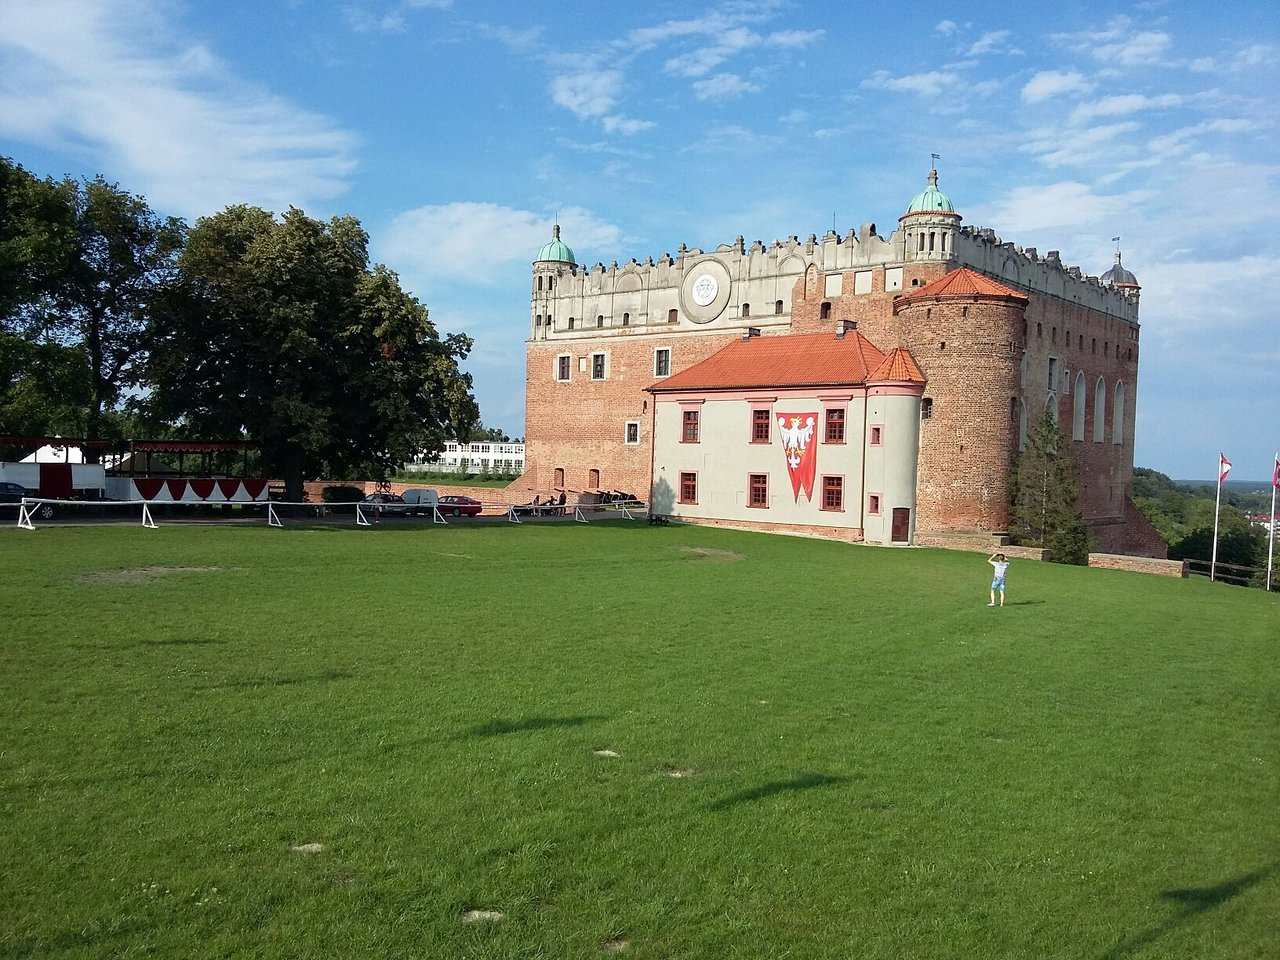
[402,488,439,515]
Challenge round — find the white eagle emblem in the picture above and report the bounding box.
[777,414,815,468]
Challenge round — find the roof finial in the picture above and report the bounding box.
[553,222,561,240]
[1112,235,1121,263]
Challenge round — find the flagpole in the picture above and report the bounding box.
[1268,452,1278,592]
[1211,455,1223,582]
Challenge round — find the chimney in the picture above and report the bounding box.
[741,327,762,341]
[836,320,858,338]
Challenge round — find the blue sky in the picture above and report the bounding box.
[2,0,1277,481]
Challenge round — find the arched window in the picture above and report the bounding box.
[775,300,783,314]
[569,317,575,328]
[538,276,543,291]
[548,277,554,290]
[668,308,678,323]
[1112,382,1126,445]
[917,233,925,252]
[1093,378,1106,442]
[741,303,751,317]
[588,468,600,488]
[536,314,542,326]
[1072,372,1086,440]
[1046,393,1059,427]
[622,312,630,325]
[1019,351,1027,388]
[928,232,935,252]
[820,302,831,319]
[1019,399,1028,452]
[597,314,604,327]
[554,467,565,487]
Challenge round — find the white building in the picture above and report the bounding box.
[408,441,525,476]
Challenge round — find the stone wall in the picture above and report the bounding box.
[1088,553,1187,577]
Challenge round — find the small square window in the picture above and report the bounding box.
[556,355,571,382]
[870,425,883,446]
[748,473,768,507]
[751,409,771,443]
[682,409,700,443]
[822,475,844,511]
[679,472,697,504]
[868,493,882,515]
[825,408,846,443]
[654,348,671,378]
[624,421,640,445]
[592,353,606,380]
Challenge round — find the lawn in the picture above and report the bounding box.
[1,520,1276,959]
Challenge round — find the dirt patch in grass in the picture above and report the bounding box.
[594,749,620,757]
[602,938,629,953]
[77,566,220,585]
[678,546,745,562]
[290,842,324,854]
[461,909,504,923]
[666,768,695,779]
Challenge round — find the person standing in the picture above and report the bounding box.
[988,553,1008,606]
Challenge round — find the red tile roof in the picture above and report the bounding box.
[868,347,926,384]
[896,267,1028,304]
[650,331,887,392]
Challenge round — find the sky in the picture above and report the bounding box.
[2,0,1277,482]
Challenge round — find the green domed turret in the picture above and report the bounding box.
[905,168,954,214]
[537,224,575,264]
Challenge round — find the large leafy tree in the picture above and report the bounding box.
[0,159,185,451]
[1009,410,1090,564]
[148,205,478,501]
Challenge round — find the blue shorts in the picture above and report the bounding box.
[991,578,1006,591]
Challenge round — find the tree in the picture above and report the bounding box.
[147,205,478,501]
[1,161,185,452]
[1009,410,1089,564]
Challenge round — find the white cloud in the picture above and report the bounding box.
[602,115,656,135]
[1094,30,1171,65]
[550,70,621,118]
[1188,56,1215,73]
[968,30,1011,56]
[862,69,959,97]
[779,109,809,125]
[692,73,761,101]
[970,181,1139,233]
[377,202,622,287]
[1021,70,1092,103]
[1146,118,1258,159]
[1021,122,1141,167]
[767,29,824,48]
[0,0,357,220]
[935,20,958,36]
[1070,93,1181,124]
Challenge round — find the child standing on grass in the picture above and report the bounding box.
[988,553,1008,607]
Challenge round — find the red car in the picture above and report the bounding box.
[438,494,483,517]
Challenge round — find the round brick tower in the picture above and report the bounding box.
[894,269,1028,536]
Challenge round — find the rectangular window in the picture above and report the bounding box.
[682,409,699,443]
[654,348,671,377]
[868,493,882,515]
[822,475,844,511]
[752,409,771,443]
[870,425,883,446]
[748,473,768,508]
[825,408,846,443]
[592,353,606,380]
[921,398,933,420]
[556,355,571,382]
[624,421,640,445]
[679,472,697,504]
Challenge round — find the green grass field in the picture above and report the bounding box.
[2,520,1276,959]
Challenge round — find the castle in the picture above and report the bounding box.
[519,170,1166,556]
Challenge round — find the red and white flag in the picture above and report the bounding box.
[1272,454,1279,489]
[1219,453,1231,484]
[777,412,818,502]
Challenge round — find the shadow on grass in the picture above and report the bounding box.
[467,715,607,737]
[708,772,852,812]
[201,669,353,690]
[1000,599,1046,606]
[1097,862,1277,959]
[142,636,228,646]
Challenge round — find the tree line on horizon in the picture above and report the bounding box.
[0,156,484,501]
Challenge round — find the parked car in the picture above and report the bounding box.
[0,481,53,518]
[438,494,483,517]
[360,493,410,516]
